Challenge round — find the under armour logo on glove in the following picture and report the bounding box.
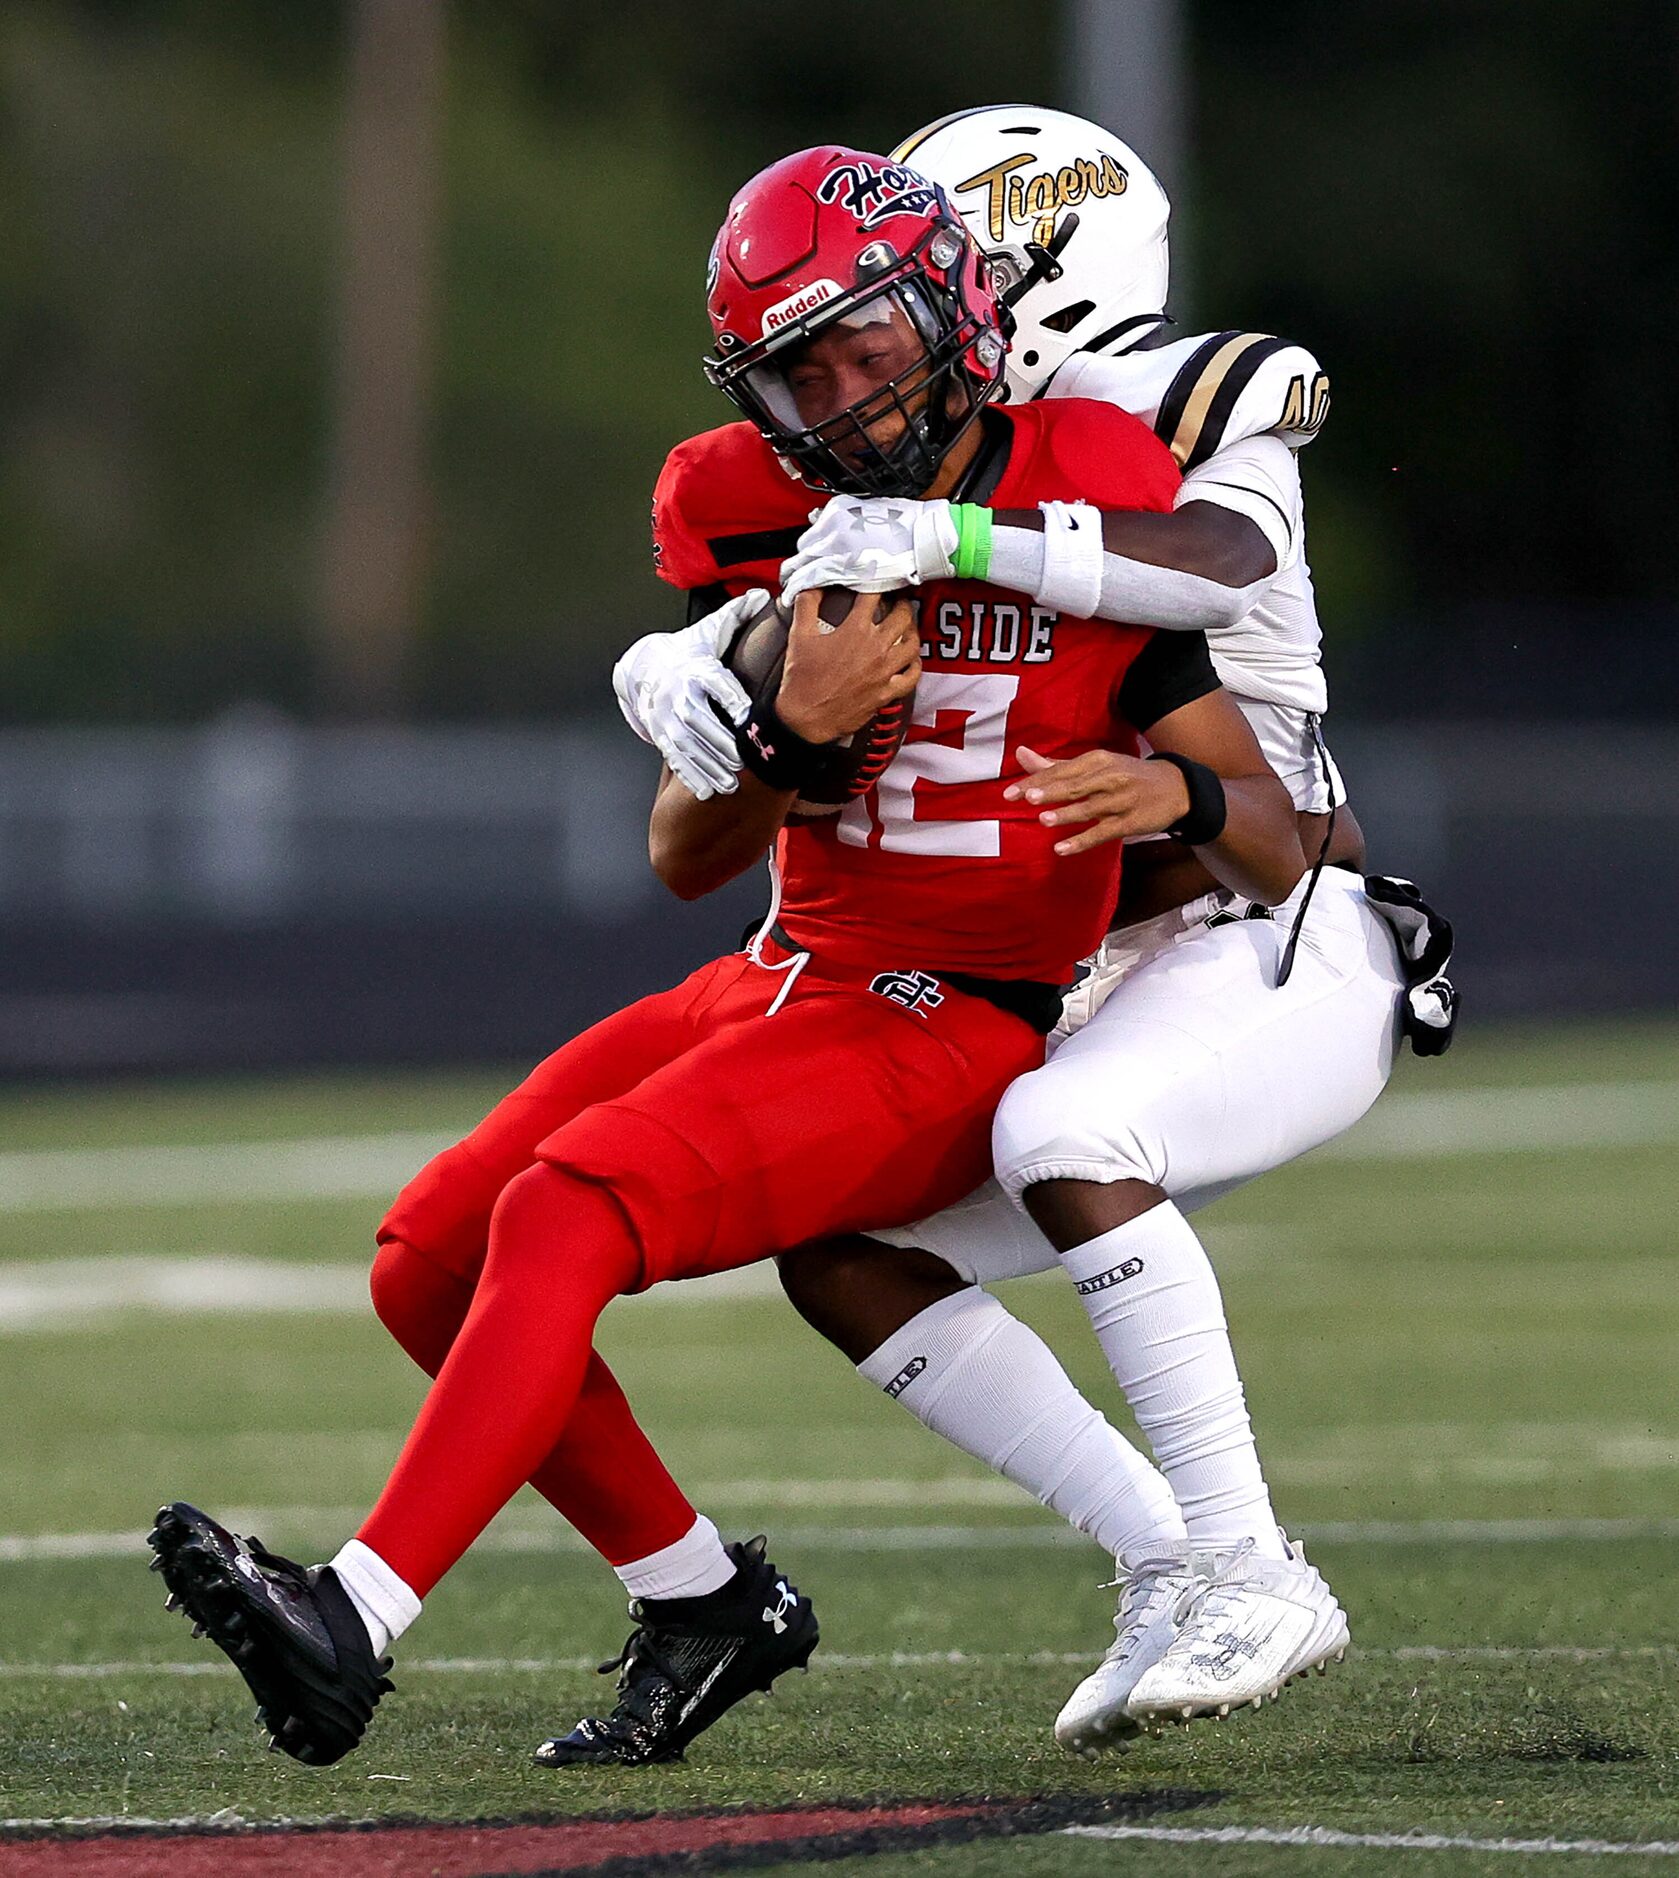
[868,969,945,1015]
[763,1581,797,1634]
[1363,875,1459,1057]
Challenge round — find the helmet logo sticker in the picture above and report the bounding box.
[816,159,942,230]
[954,151,1129,247]
[761,278,843,336]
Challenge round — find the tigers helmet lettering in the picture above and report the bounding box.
[892,105,1171,402]
[703,146,1008,498]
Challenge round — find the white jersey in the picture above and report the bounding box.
[1047,332,1341,811]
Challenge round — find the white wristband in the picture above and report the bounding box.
[1036,501,1106,619]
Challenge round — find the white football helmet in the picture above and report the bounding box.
[892,104,1171,403]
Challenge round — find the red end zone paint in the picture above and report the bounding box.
[0,1801,998,1877]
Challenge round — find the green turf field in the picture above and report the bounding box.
[2,1019,1677,1874]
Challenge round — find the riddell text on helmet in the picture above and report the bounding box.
[761,279,842,336]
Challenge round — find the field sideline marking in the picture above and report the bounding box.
[1065,1823,1679,1858]
[7,1813,1671,1847]
[7,1513,1679,1565]
[4,1077,1676,1215]
[5,1643,1677,1681]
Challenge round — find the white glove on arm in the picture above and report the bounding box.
[780,498,965,597]
[611,588,764,800]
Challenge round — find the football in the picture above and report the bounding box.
[724,588,917,809]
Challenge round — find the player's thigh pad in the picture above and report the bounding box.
[539,974,1043,1288]
[993,870,1404,1205]
[866,1176,1059,1284]
[376,961,732,1280]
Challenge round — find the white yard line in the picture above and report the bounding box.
[0,1253,783,1331]
[1312,1078,1679,1161]
[3,1079,1675,1218]
[0,1131,452,1213]
[0,1256,370,1330]
[0,1815,289,1831]
[7,1512,1679,1566]
[1065,1823,1679,1858]
[5,1644,1676,1681]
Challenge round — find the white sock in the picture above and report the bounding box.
[614,1514,736,1603]
[328,1539,421,1657]
[1059,1206,1288,1559]
[857,1287,1185,1557]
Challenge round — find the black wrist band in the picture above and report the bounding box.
[735,694,830,792]
[1148,751,1228,844]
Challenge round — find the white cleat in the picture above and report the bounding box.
[1123,1536,1349,1725]
[1054,1546,1203,1756]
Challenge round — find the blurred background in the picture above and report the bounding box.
[5,17,1677,1833]
[2,0,1676,1074]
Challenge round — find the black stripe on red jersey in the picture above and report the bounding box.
[1115,628,1219,733]
[950,408,1014,504]
[1179,335,1291,472]
[706,525,805,570]
[1153,331,1242,456]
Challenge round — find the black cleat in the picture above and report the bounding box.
[534,1535,817,1768]
[147,1502,393,1766]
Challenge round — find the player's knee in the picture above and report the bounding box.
[992,1062,1158,1196]
[485,1162,641,1301]
[369,1238,470,1373]
[1021,1175,1164,1251]
[777,1237,965,1365]
[377,1143,499,1282]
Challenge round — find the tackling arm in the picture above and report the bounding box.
[1008,687,1304,907]
[779,435,1302,635]
[1144,691,1305,904]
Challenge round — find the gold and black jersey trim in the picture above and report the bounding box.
[1154,331,1292,472]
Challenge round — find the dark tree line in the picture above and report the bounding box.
[0,0,1669,721]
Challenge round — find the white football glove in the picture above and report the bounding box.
[611,588,764,800]
[780,498,960,598]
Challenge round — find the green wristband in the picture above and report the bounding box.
[950,503,994,582]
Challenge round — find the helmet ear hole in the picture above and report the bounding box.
[1021,349,1039,367]
[1039,299,1095,335]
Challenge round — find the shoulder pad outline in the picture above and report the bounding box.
[1153,332,1329,469]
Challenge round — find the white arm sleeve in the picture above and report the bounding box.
[986,434,1305,634]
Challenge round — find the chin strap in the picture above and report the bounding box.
[997,213,1082,311]
[1275,713,1337,989]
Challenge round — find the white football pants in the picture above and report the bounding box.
[871,866,1405,1279]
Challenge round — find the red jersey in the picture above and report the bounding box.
[652,400,1183,984]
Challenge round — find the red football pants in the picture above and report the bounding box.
[359,945,1044,1596]
[373,947,747,1569]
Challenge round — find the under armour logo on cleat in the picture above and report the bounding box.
[763,1581,797,1634]
[1194,1631,1266,1679]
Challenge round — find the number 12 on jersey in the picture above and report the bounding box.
[836,672,1021,858]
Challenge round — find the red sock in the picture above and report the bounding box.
[369,1240,699,1566]
[358,1163,642,1596]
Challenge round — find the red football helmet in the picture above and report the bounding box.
[703,147,1008,497]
